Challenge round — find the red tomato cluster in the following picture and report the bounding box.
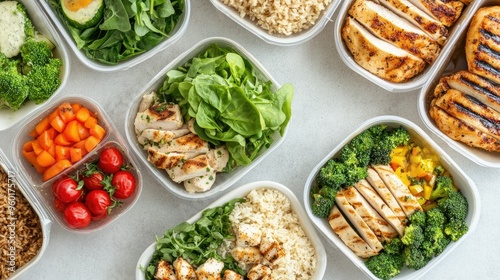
[52,147,137,229]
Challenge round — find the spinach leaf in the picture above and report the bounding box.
[221,87,264,136]
[100,0,131,32]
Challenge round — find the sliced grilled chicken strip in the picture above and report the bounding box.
[378,0,448,45]
[371,165,423,217]
[173,257,197,280]
[353,179,406,236]
[335,191,383,252]
[154,260,176,280]
[207,146,230,172]
[183,171,216,193]
[155,133,210,154]
[222,270,244,280]
[341,186,398,242]
[432,76,451,99]
[408,0,464,27]
[138,92,158,113]
[349,0,440,64]
[466,6,500,84]
[166,154,214,183]
[433,89,500,139]
[445,70,500,113]
[196,258,224,280]
[328,205,379,258]
[430,105,500,151]
[342,17,426,82]
[147,147,200,170]
[366,168,407,224]
[134,103,184,135]
[138,127,190,146]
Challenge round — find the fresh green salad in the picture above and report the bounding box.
[48,0,184,64]
[157,43,294,170]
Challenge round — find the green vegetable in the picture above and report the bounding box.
[0,54,29,110]
[370,127,410,165]
[401,224,424,248]
[49,0,185,64]
[311,193,335,218]
[403,245,430,270]
[366,251,405,280]
[408,210,426,228]
[61,0,104,29]
[145,197,245,280]
[158,44,294,169]
[429,175,453,200]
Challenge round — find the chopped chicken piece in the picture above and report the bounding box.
[154,260,177,280]
[236,224,262,247]
[259,234,284,264]
[156,133,210,154]
[134,103,183,135]
[173,257,197,280]
[196,258,224,280]
[207,146,230,172]
[222,270,244,280]
[187,118,197,134]
[166,154,213,183]
[138,92,159,113]
[184,172,216,193]
[147,149,192,170]
[231,246,262,265]
[138,127,190,146]
[247,264,272,280]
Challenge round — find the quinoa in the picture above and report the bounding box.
[0,166,43,279]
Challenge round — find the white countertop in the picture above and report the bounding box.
[8,1,499,279]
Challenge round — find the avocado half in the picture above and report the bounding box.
[61,0,104,29]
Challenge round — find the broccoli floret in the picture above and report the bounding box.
[422,225,451,258]
[345,166,368,186]
[318,186,337,200]
[388,127,411,147]
[317,159,347,191]
[409,210,426,228]
[370,127,411,165]
[311,193,334,218]
[426,208,446,228]
[438,190,468,221]
[367,124,387,138]
[0,55,28,110]
[430,175,454,200]
[25,58,62,104]
[366,251,405,280]
[345,130,375,167]
[444,218,468,242]
[401,224,425,248]
[339,145,361,167]
[383,237,404,255]
[403,245,430,270]
[20,39,53,70]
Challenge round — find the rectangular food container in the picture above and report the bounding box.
[11,95,143,233]
[209,0,341,46]
[125,37,289,200]
[136,180,327,280]
[334,0,483,92]
[0,0,69,131]
[37,0,191,72]
[0,149,51,279]
[303,115,480,279]
[418,0,500,167]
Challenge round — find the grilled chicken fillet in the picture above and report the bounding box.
[408,0,464,27]
[349,0,440,64]
[342,17,426,82]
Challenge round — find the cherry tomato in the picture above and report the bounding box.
[64,202,91,229]
[85,190,112,216]
[98,147,123,174]
[52,177,83,203]
[53,197,68,213]
[111,170,136,199]
[91,211,108,221]
[83,171,105,190]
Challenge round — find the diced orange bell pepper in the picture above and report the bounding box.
[35,117,51,136]
[84,116,97,129]
[55,145,70,161]
[22,150,37,165]
[58,102,75,123]
[89,124,106,140]
[63,120,81,143]
[71,103,83,113]
[48,109,60,122]
[38,131,54,150]
[50,115,66,133]
[23,141,34,152]
[54,133,71,146]
[31,140,44,155]
[84,136,101,153]
[77,122,90,140]
[36,150,56,167]
[76,107,90,123]
[42,160,72,181]
[70,148,83,163]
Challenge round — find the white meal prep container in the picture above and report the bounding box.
[125,37,289,200]
[0,0,70,131]
[209,0,341,46]
[136,180,327,280]
[418,0,500,168]
[334,0,483,92]
[303,115,481,280]
[37,0,191,72]
[0,150,51,280]
[10,95,143,233]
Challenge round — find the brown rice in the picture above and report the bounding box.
[1,166,43,279]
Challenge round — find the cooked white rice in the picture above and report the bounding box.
[229,188,317,279]
[220,0,333,36]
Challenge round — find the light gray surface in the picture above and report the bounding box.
[6,1,499,279]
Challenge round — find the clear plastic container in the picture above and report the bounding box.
[334,0,483,92]
[136,180,327,280]
[0,0,70,131]
[303,115,481,279]
[37,0,191,72]
[11,95,143,233]
[418,0,500,168]
[125,37,289,200]
[209,0,341,46]
[0,150,51,280]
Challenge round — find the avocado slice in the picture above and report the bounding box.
[61,0,104,29]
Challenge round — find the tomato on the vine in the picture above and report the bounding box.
[98,147,124,174]
[52,177,83,203]
[111,170,136,199]
[82,171,105,190]
[64,202,91,229]
[53,197,68,213]
[85,190,112,216]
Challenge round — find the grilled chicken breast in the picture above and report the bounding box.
[138,127,190,146]
[378,0,449,45]
[154,260,177,280]
[430,105,500,151]
[183,172,216,193]
[231,247,263,265]
[365,168,407,224]
[433,89,500,139]
[259,234,285,264]
[222,270,244,280]
[207,146,230,172]
[166,154,213,183]
[154,133,209,154]
[371,165,423,217]
[342,16,426,82]
[328,205,379,258]
[196,258,224,280]
[335,191,383,252]
[353,179,406,236]
[247,264,272,280]
[173,257,197,280]
[349,0,440,64]
[235,224,262,248]
[134,103,184,134]
[341,186,398,242]
[408,0,464,27]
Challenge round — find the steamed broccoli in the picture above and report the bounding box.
[366,252,405,280]
[429,175,454,200]
[345,166,368,186]
[409,210,426,228]
[403,245,430,270]
[402,224,425,248]
[311,193,334,218]
[26,58,62,104]
[426,208,446,228]
[318,186,337,200]
[340,129,375,167]
[371,127,411,165]
[444,218,468,242]
[0,54,29,110]
[317,159,347,190]
[20,39,53,69]
[422,225,451,258]
[438,190,468,221]
[383,237,404,255]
